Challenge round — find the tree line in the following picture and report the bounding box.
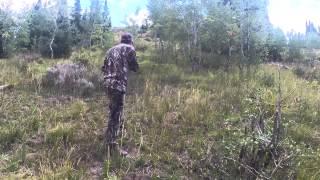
[147,0,320,70]
[0,0,112,59]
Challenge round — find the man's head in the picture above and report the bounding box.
[121,33,133,45]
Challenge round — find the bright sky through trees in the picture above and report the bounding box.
[268,0,320,33]
[0,0,319,33]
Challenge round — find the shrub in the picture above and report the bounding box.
[0,126,23,150]
[45,123,75,145]
[259,73,275,87]
[289,124,316,145]
[42,63,95,96]
[134,39,148,52]
[67,100,88,119]
[293,66,306,78]
[71,49,91,66]
[40,161,85,179]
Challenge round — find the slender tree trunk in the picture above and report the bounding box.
[50,20,57,59]
[239,24,245,75]
[160,38,164,62]
[154,32,157,49]
[0,34,4,58]
[225,40,232,71]
[272,68,282,146]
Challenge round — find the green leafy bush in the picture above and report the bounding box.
[259,73,275,87]
[45,123,75,145]
[293,66,306,77]
[0,126,23,150]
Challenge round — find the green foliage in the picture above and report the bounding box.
[289,124,317,145]
[67,100,89,119]
[147,0,272,68]
[53,14,72,58]
[2,48,320,178]
[29,8,55,57]
[0,9,15,58]
[0,60,24,84]
[40,161,85,179]
[135,38,150,52]
[259,72,275,87]
[71,48,91,66]
[266,27,287,61]
[293,65,320,82]
[71,0,82,32]
[15,19,31,52]
[0,125,23,150]
[293,66,306,77]
[45,123,75,145]
[0,0,113,58]
[306,32,320,49]
[2,0,320,178]
[71,47,104,67]
[297,149,320,180]
[287,32,306,62]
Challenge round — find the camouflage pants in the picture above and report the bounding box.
[105,88,125,145]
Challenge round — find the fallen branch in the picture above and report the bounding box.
[0,84,13,91]
[224,156,271,179]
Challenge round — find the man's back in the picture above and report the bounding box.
[102,43,138,92]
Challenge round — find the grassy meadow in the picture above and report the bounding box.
[1,40,320,179]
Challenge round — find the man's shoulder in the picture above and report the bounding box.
[114,43,135,51]
[106,44,135,57]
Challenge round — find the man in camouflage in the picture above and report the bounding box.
[102,33,139,153]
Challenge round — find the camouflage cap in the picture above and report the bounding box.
[121,33,133,44]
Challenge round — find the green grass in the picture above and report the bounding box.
[1,43,320,179]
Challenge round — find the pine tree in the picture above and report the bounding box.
[90,0,102,25]
[71,0,82,32]
[0,11,5,58]
[102,0,111,32]
[53,0,71,58]
[34,0,42,10]
[29,2,56,56]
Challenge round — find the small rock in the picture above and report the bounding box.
[26,135,44,147]
[25,153,40,161]
[89,161,103,180]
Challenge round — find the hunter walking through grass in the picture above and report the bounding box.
[102,33,139,155]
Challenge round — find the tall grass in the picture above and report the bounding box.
[1,46,320,179]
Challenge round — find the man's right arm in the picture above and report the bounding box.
[128,49,139,72]
[102,53,108,73]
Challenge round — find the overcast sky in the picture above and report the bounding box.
[0,0,319,33]
[268,0,320,33]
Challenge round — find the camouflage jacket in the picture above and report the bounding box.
[102,43,139,93]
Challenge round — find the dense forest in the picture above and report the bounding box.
[1,0,320,179]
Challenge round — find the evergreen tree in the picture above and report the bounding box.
[90,0,102,25]
[147,0,273,68]
[29,4,55,56]
[15,18,31,52]
[288,32,305,62]
[88,0,112,48]
[266,27,287,61]
[102,0,112,32]
[305,21,320,49]
[53,0,72,58]
[71,0,82,31]
[70,0,82,46]
[0,8,14,58]
[28,0,71,58]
